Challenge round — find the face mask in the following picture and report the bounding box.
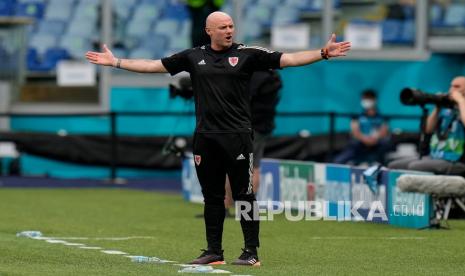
[361,99,375,109]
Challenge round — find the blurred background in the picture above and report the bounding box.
[0,0,464,181]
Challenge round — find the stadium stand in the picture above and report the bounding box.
[0,0,16,16]
[4,0,463,72]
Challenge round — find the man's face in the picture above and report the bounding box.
[449,77,465,96]
[206,17,235,49]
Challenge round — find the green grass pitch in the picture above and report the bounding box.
[1,188,465,275]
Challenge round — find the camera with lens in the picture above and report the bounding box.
[169,76,194,100]
[400,88,455,108]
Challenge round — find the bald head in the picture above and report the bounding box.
[206,11,233,29]
[205,11,235,51]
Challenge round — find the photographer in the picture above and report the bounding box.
[389,76,465,175]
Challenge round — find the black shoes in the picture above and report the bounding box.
[189,249,225,265]
[189,248,260,266]
[231,248,261,266]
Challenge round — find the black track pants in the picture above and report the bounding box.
[193,132,259,251]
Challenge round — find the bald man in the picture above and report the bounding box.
[86,11,351,266]
[389,76,465,175]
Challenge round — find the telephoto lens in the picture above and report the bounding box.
[400,88,455,108]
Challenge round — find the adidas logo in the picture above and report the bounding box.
[248,258,258,265]
[198,59,206,65]
[236,154,245,160]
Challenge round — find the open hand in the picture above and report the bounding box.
[325,34,351,58]
[85,44,116,66]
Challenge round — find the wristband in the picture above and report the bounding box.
[320,48,329,60]
[116,58,122,68]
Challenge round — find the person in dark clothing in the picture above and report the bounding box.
[86,11,351,267]
[250,70,282,190]
[224,70,282,215]
[333,89,391,165]
[187,0,224,47]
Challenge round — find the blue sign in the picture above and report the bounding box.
[257,159,281,205]
[387,170,433,229]
[325,165,351,220]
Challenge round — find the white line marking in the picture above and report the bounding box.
[63,243,85,246]
[101,250,128,255]
[45,240,68,244]
[46,236,156,241]
[19,232,202,272]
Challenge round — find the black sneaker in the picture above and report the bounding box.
[231,248,260,266]
[189,249,225,265]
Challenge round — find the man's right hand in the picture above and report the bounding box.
[85,44,116,67]
[450,89,465,105]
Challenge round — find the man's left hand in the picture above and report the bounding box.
[325,34,351,58]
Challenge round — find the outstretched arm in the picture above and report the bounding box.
[280,34,351,68]
[85,44,168,73]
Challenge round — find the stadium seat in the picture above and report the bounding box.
[77,0,99,6]
[163,4,189,20]
[284,0,321,11]
[59,35,92,59]
[245,5,272,26]
[401,4,415,20]
[73,2,98,21]
[153,19,179,37]
[256,0,281,8]
[48,0,74,5]
[139,34,169,58]
[37,20,66,36]
[42,47,70,68]
[15,1,45,19]
[29,33,57,54]
[67,19,96,39]
[27,47,70,71]
[0,0,16,16]
[400,20,415,44]
[114,0,137,21]
[429,4,444,27]
[179,19,192,37]
[382,19,403,44]
[169,35,191,50]
[272,6,299,26]
[26,47,40,70]
[308,0,324,11]
[132,4,162,22]
[242,19,263,41]
[140,0,168,6]
[44,2,73,21]
[126,18,153,39]
[443,4,465,27]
